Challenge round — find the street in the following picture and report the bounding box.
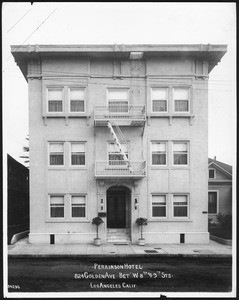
[8,256,232,293]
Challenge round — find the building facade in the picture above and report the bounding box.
[8,154,29,244]
[208,157,232,223]
[12,44,227,244]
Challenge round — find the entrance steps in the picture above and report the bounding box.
[107,228,131,244]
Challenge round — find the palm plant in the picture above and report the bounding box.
[92,216,104,239]
[136,217,148,239]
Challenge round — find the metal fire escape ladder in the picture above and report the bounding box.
[107,121,133,173]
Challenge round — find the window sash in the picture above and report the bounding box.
[70,100,85,112]
[153,100,167,112]
[71,153,85,165]
[175,100,189,112]
[173,143,188,165]
[208,192,217,213]
[209,169,215,179]
[50,196,64,218]
[173,195,188,217]
[72,205,86,218]
[152,153,166,165]
[48,100,63,112]
[50,154,64,165]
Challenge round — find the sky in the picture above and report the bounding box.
[2,2,236,167]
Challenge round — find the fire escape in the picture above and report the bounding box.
[94,104,147,179]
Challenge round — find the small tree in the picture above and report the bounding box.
[136,217,148,239]
[92,216,104,239]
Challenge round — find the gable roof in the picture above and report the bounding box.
[208,158,232,176]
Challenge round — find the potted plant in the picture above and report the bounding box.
[92,216,104,246]
[135,217,148,246]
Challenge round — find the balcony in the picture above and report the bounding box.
[95,160,146,179]
[94,105,146,126]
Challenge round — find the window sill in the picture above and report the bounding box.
[69,166,87,170]
[148,113,193,118]
[45,219,90,223]
[48,167,66,170]
[43,113,89,118]
[171,166,190,170]
[148,218,192,222]
[150,166,169,170]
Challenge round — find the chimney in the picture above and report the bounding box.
[214,156,216,160]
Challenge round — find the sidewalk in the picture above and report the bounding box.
[8,237,232,258]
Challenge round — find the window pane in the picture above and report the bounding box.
[48,101,63,112]
[108,89,128,100]
[48,90,62,100]
[50,196,64,204]
[175,100,189,112]
[108,142,128,153]
[173,195,187,204]
[71,154,85,165]
[72,207,85,218]
[174,154,187,165]
[209,169,215,178]
[70,89,84,100]
[174,206,187,217]
[173,143,187,152]
[153,206,166,217]
[152,195,166,203]
[50,143,64,152]
[208,192,217,213]
[50,154,64,165]
[70,100,84,112]
[152,153,166,165]
[174,88,189,100]
[51,207,64,218]
[72,196,85,204]
[153,100,167,112]
[152,88,167,100]
[152,142,166,152]
[108,101,128,113]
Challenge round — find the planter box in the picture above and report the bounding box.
[210,235,232,246]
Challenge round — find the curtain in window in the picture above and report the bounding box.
[153,100,167,112]
[152,142,166,165]
[71,143,85,165]
[208,192,217,213]
[108,89,129,113]
[70,89,85,112]
[173,143,188,165]
[72,196,86,218]
[48,90,63,112]
[152,88,168,112]
[71,100,84,112]
[50,196,64,218]
[174,88,189,112]
[173,195,188,217]
[49,143,64,165]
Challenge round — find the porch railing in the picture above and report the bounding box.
[95,160,146,177]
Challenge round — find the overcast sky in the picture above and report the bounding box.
[2,2,236,167]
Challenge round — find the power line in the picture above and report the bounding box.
[7,8,57,61]
[7,7,33,33]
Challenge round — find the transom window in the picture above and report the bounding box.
[151,142,167,165]
[209,168,216,179]
[173,142,188,165]
[48,89,63,112]
[70,88,85,112]
[108,89,129,113]
[151,88,168,112]
[152,195,166,217]
[71,143,85,166]
[174,88,190,112]
[50,196,64,218]
[208,192,217,214]
[71,196,86,218]
[173,195,188,217]
[49,143,64,166]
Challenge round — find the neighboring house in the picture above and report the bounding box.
[7,154,29,244]
[11,44,226,245]
[208,157,232,222]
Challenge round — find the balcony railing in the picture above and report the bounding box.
[95,160,146,178]
[94,105,146,126]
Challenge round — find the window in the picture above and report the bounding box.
[208,192,217,214]
[108,89,129,113]
[209,168,216,179]
[151,88,168,112]
[173,142,188,165]
[173,195,188,217]
[50,196,64,218]
[152,195,166,217]
[48,89,63,112]
[108,142,128,166]
[70,88,85,112]
[151,142,167,165]
[70,143,85,166]
[49,143,64,166]
[174,88,190,112]
[71,196,86,218]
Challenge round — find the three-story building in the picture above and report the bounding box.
[11,44,227,244]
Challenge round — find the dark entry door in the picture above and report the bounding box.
[107,195,126,228]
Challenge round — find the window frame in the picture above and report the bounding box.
[69,142,86,168]
[172,141,189,166]
[46,87,64,115]
[151,194,167,218]
[68,87,86,114]
[209,168,216,179]
[151,87,169,113]
[107,88,130,114]
[151,141,167,166]
[49,195,65,219]
[48,142,65,167]
[208,191,219,214]
[107,140,130,165]
[70,194,87,219]
[172,194,189,218]
[173,87,191,113]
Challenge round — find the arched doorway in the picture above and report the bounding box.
[106,186,131,229]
